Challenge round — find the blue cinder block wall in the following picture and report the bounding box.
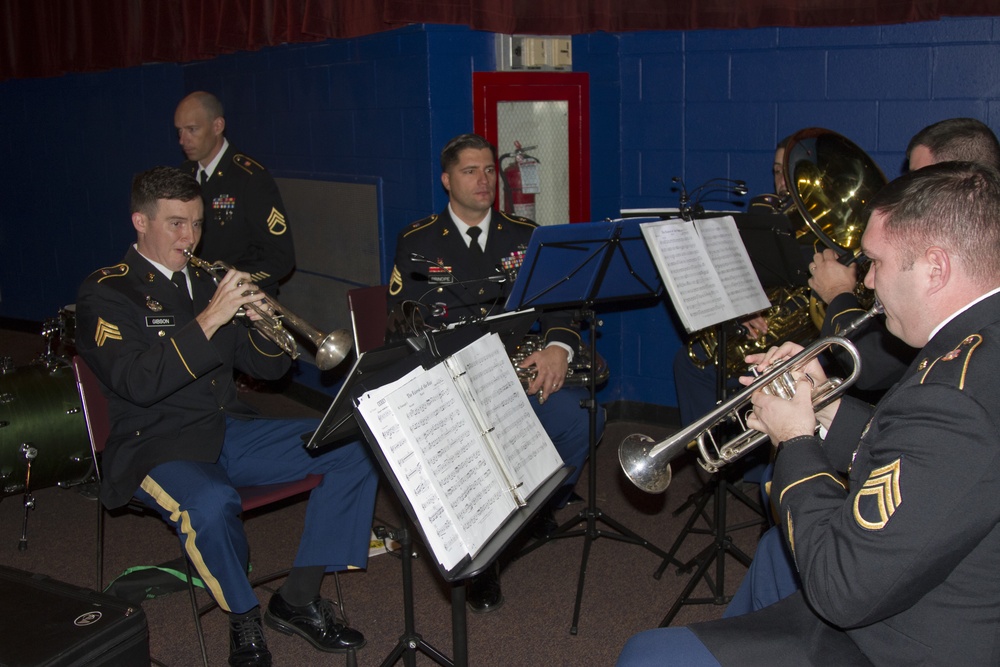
[1,18,998,410]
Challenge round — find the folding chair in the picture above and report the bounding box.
[72,355,345,667]
[347,284,389,354]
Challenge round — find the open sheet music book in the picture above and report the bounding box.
[355,332,564,572]
[640,216,770,333]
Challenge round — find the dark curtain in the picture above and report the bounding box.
[1,0,996,80]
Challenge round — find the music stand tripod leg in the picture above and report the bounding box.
[375,524,454,667]
[658,475,755,627]
[516,311,679,634]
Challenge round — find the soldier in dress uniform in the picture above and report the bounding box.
[812,117,1000,392]
[76,166,376,667]
[619,161,1000,666]
[388,133,602,613]
[175,91,294,293]
[720,117,1000,621]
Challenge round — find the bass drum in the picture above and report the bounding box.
[0,363,92,495]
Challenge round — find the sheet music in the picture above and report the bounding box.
[447,333,563,500]
[356,368,464,569]
[355,367,467,570]
[695,217,770,318]
[640,216,768,332]
[640,219,732,331]
[384,363,519,562]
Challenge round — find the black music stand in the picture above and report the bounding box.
[732,212,810,289]
[655,212,803,626]
[505,218,677,634]
[320,323,570,667]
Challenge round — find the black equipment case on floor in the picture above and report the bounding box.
[0,565,149,666]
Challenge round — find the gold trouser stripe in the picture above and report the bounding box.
[139,476,230,611]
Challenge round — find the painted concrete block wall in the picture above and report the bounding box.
[2,18,999,408]
[596,17,1000,410]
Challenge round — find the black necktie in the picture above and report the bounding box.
[171,271,193,311]
[467,226,483,257]
[199,169,207,185]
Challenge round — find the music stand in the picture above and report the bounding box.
[506,218,677,634]
[655,212,802,626]
[341,322,571,666]
[731,212,810,289]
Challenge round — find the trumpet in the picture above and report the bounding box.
[619,303,883,493]
[183,251,352,371]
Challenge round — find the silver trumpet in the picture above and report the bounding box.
[183,250,352,371]
[619,302,883,493]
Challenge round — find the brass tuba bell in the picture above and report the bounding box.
[783,127,887,260]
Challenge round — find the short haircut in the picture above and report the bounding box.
[906,118,1000,169]
[867,160,1000,285]
[188,91,225,120]
[131,166,202,217]
[440,133,497,172]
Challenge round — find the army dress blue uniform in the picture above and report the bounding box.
[822,292,916,393]
[388,208,599,490]
[620,291,1000,666]
[76,246,377,614]
[181,144,295,293]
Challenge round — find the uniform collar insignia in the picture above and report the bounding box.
[146,272,156,283]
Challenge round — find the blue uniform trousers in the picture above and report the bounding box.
[617,627,722,666]
[133,416,378,614]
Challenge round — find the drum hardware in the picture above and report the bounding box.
[18,443,37,551]
[58,304,77,346]
[620,303,881,493]
[183,251,352,371]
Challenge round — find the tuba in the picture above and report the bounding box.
[686,128,886,377]
[783,127,886,260]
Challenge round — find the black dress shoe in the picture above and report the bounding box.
[467,563,503,613]
[264,593,365,652]
[229,614,272,667]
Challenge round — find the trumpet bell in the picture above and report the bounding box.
[314,328,353,371]
[618,433,673,493]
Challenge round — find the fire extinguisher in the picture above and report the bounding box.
[499,141,541,220]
